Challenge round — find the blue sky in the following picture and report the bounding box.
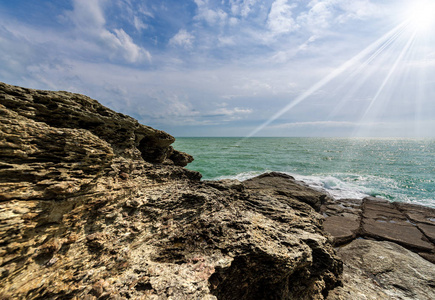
[1,0,434,137]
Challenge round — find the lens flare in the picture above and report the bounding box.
[407,0,435,32]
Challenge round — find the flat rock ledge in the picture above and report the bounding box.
[320,191,435,300]
[321,196,435,264]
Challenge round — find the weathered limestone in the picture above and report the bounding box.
[362,198,433,252]
[0,81,191,166]
[321,198,362,245]
[243,172,332,211]
[0,82,341,299]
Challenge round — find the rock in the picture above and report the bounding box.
[321,196,435,262]
[361,198,434,252]
[395,202,435,243]
[0,81,177,163]
[328,239,435,300]
[0,82,341,299]
[244,172,332,211]
[169,148,194,167]
[321,198,362,245]
[3,81,433,299]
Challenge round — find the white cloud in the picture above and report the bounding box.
[296,0,379,33]
[333,0,379,23]
[212,107,253,116]
[194,0,228,26]
[65,0,151,63]
[267,0,298,35]
[133,16,148,31]
[229,17,239,26]
[272,121,390,129]
[169,29,195,49]
[274,121,356,128]
[230,0,258,18]
[113,29,150,62]
[218,36,235,46]
[297,1,333,31]
[1,0,434,137]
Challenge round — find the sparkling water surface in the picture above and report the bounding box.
[173,138,435,208]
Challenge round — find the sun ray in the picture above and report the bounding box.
[358,31,417,124]
[325,24,411,120]
[245,21,409,138]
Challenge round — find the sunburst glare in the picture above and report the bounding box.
[246,0,434,138]
[406,0,435,32]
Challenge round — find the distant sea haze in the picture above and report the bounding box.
[174,137,435,208]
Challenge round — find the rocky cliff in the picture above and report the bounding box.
[0,82,342,299]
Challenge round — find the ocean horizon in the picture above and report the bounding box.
[174,137,435,208]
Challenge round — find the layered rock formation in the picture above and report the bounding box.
[0,82,342,299]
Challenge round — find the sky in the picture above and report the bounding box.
[0,0,434,137]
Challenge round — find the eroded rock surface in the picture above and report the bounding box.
[0,82,342,300]
[328,239,435,300]
[0,81,191,165]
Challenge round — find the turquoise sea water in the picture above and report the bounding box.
[173,138,435,208]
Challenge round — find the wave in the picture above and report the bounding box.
[212,171,434,208]
[291,174,374,200]
[214,170,268,182]
[214,170,373,199]
[213,171,392,200]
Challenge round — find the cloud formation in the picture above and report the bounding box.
[0,0,433,137]
[267,0,298,35]
[65,0,151,63]
[169,29,195,49]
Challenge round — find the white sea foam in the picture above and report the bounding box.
[290,174,373,200]
[211,171,434,208]
[214,171,268,182]
[215,171,375,200]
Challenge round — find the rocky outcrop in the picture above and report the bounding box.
[0,82,192,166]
[243,172,332,212]
[245,174,435,299]
[3,81,434,299]
[0,82,342,299]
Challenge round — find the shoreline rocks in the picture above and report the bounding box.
[1,82,341,299]
[243,173,435,299]
[1,81,434,299]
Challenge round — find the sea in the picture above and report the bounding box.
[173,137,435,208]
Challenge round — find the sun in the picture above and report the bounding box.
[407,0,435,32]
